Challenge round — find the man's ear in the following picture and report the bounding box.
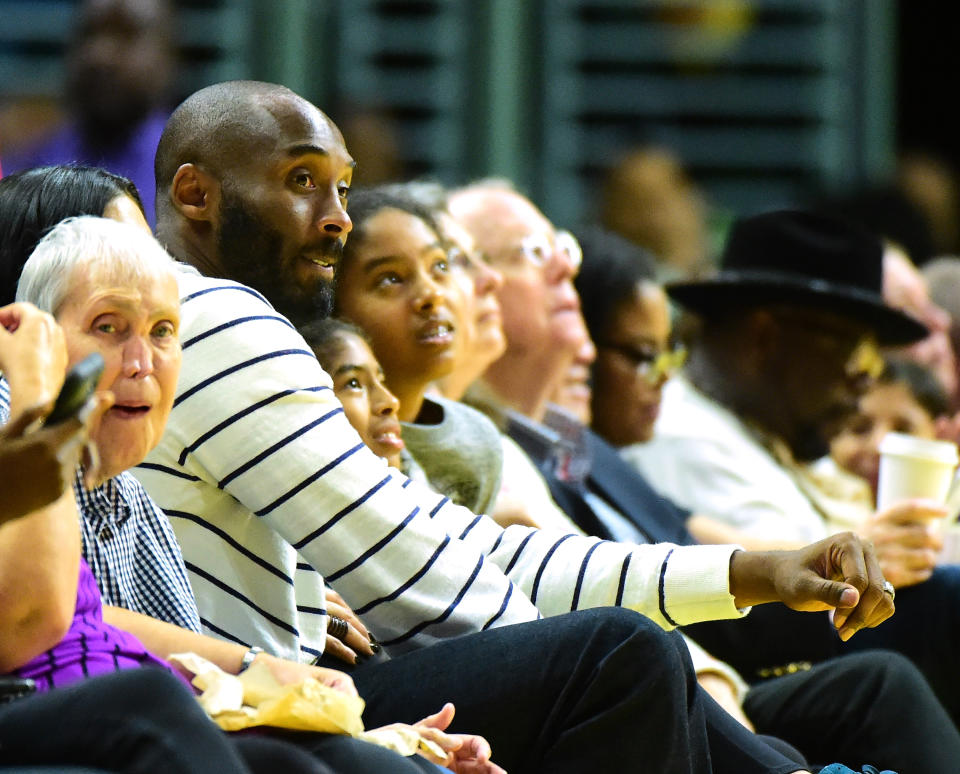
[169,163,220,223]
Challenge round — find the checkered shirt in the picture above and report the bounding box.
[0,375,200,632]
[73,470,202,632]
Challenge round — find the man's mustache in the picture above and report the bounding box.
[311,237,344,262]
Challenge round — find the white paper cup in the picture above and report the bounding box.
[876,432,960,510]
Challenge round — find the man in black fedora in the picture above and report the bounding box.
[626,209,960,724]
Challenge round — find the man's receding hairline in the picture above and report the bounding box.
[451,184,535,220]
[451,186,550,252]
[157,81,333,187]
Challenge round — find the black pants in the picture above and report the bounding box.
[686,564,960,730]
[745,650,960,774]
[0,669,431,774]
[341,608,804,774]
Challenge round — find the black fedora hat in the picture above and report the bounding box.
[666,209,929,346]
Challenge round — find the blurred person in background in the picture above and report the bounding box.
[785,357,950,538]
[5,0,175,227]
[882,243,958,407]
[812,186,959,405]
[825,359,948,512]
[898,151,960,259]
[922,255,960,413]
[600,145,716,281]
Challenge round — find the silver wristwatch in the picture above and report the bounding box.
[239,645,265,672]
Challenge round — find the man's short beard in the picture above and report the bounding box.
[217,192,337,326]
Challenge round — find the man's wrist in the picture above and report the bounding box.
[728,549,777,608]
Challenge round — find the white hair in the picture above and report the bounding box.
[16,216,178,314]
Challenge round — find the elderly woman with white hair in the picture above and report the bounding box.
[6,215,495,774]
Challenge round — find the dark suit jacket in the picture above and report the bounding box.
[548,428,695,546]
[506,416,840,681]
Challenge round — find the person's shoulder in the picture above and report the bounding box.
[656,376,742,444]
[4,123,79,172]
[175,270,295,342]
[403,396,503,458]
[429,395,501,437]
[172,270,332,399]
[176,269,273,313]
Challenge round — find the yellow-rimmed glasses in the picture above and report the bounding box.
[847,336,884,381]
[598,342,688,385]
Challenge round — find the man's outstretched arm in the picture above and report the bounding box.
[139,276,893,656]
[729,532,895,640]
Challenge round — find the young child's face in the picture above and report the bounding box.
[830,380,936,494]
[328,332,405,468]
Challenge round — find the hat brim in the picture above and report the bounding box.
[666,274,929,346]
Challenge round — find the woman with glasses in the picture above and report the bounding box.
[574,226,798,556]
[575,226,687,447]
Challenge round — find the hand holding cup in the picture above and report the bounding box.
[866,432,958,588]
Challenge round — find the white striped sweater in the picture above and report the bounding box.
[134,270,745,662]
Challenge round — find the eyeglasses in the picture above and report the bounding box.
[846,337,884,381]
[446,246,471,271]
[512,230,583,271]
[598,342,688,384]
[772,309,883,382]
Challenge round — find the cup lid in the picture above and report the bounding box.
[879,432,960,465]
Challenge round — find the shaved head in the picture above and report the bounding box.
[448,180,528,261]
[154,80,341,200]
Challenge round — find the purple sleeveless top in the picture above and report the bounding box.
[11,558,193,692]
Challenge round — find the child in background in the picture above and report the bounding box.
[830,358,949,502]
[298,318,408,471]
[797,358,951,534]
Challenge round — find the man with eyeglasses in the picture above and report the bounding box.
[447,181,586,424]
[447,183,712,551]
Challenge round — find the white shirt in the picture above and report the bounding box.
[493,435,581,532]
[495,412,747,700]
[622,375,829,544]
[135,271,745,662]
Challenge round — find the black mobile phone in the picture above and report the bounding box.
[0,677,36,704]
[43,352,105,426]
